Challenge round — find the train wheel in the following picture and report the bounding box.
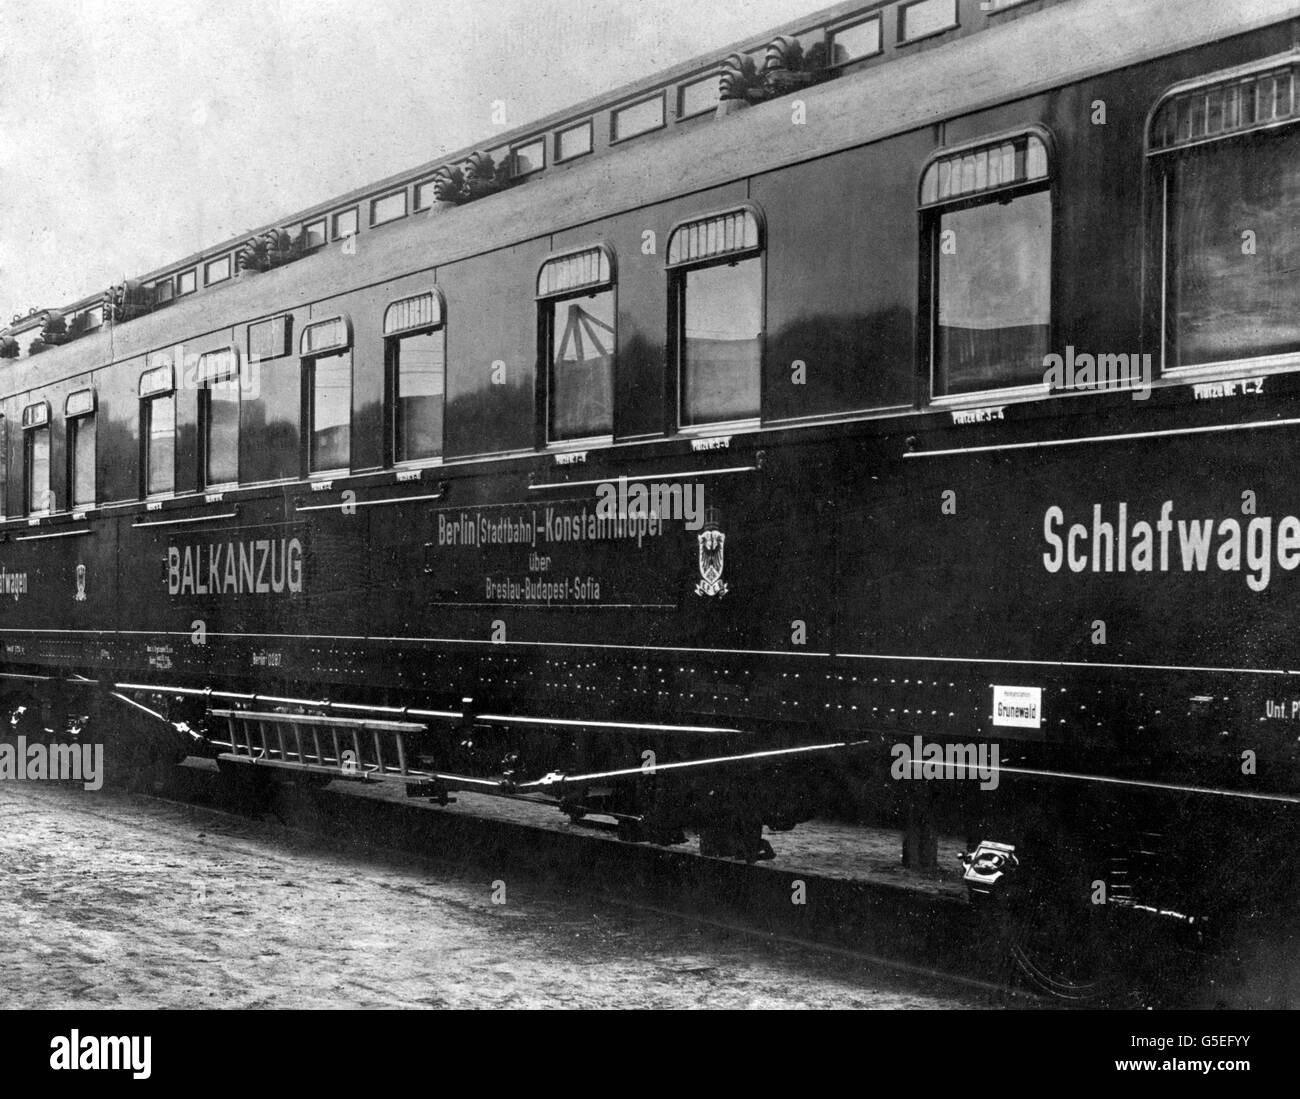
[1004,887,1138,1005]
[964,837,1143,1005]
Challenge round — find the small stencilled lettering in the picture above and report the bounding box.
[691,436,731,452]
[1192,378,1266,401]
[951,407,1006,426]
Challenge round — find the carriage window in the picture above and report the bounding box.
[668,207,763,427]
[1151,63,1300,370]
[538,249,614,441]
[556,121,593,162]
[248,315,293,360]
[205,255,231,286]
[301,317,352,474]
[922,132,1052,397]
[899,0,957,43]
[66,389,96,508]
[302,219,327,249]
[830,17,882,64]
[332,208,358,240]
[371,191,407,226]
[512,139,545,177]
[177,269,197,296]
[140,364,175,496]
[22,403,51,514]
[144,397,174,496]
[199,349,240,487]
[69,418,95,506]
[678,75,720,119]
[385,292,446,463]
[612,95,665,142]
[308,352,351,472]
[25,427,51,514]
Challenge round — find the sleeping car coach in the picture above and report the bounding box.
[4,0,1300,999]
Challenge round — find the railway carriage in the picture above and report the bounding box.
[4,0,1300,997]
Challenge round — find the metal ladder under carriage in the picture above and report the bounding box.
[210,708,427,782]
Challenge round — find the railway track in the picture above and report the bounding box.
[121,758,1048,1004]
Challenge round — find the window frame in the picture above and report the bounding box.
[536,246,618,447]
[919,126,1058,408]
[137,362,177,500]
[197,346,241,490]
[370,190,409,227]
[176,269,197,296]
[300,315,354,477]
[65,388,97,509]
[21,401,52,516]
[829,15,884,66]
[677,74,721,120]
[247,314,294,361]
[331,207,359,241]
[555,120,594,163]
[153,277,175,306]
[610,92,667,145]
[384,289,448,468]
[414,181,437,211]
[511,138,547,178]
[204,254,232,286]
[897,0,960,46]
[666,205,767,433]
[302,218,328,249]
[1147,57,1300,383]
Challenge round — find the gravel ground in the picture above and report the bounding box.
[0,781,986,1009]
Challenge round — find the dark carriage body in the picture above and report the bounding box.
[3,0,1300,924]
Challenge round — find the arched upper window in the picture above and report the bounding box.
[300,316,352,356]
[920,129,1054,399]
[537,247,615,442]
[1148,57,1300,372]
[385,291,446,464]
[384,290,444,336]
[667,205,765,428]
[666,206,762,268]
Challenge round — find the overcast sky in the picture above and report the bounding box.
[0,0,817,321]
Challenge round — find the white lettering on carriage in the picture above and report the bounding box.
[1043,500,1300,593]
[167,538,304,596]
[0,568,29,601]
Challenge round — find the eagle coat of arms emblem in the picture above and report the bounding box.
[694,509,728,597]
